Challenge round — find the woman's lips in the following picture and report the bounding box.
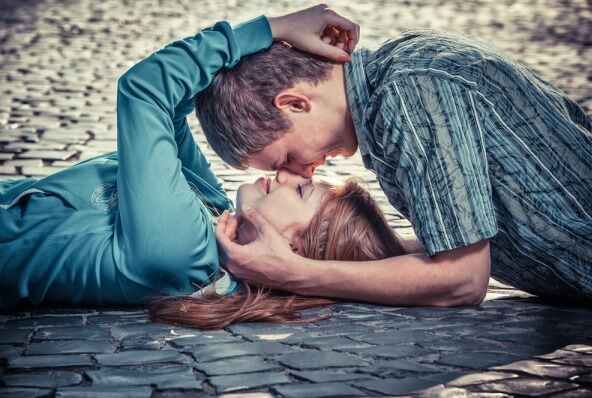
[256,177,269,194]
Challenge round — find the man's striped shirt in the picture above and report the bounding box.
[344,30,592,301]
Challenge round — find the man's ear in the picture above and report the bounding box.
[274,91,312,114]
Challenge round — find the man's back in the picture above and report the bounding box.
[345,30,592,301]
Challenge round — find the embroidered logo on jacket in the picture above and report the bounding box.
[90,183,118,211]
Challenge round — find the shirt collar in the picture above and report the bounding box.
[344,49,373,168]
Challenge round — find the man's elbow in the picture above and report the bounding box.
[432,276,487,307]
[432,241,492,307]
[464,273,489,305]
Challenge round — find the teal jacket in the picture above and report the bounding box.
[0,16,272,308]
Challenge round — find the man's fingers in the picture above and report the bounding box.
[227,214,239,241]
[323,11,359,48]
[216,211,229,235]
[216,221,249,259]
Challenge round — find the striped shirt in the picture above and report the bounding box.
[344,30,592,301]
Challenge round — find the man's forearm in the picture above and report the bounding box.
[287,241,491,307]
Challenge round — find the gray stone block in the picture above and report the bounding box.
[1,371,82,388]
[278,351,367,370]
[352,330,440,345]
[110,323,192,340]
[0,329,31,344]
[299,336,372,350]
[0,345,24,360]
[273,382,363,398]
[34,326,111,341]
[354,373,460,396]
[210,371,291,393]
[95,350,192,366]
[86,364,201,389]
[6,316,83,329]
[17,150,77,160]
[55,386,152,398]
[168,332,243,347]
[0,388,52,398]
[437,351,524,370]
[190,342,293,363]
[195,356,281,376]
[291,370,372,383]
[340,343,429,360]
[26,340,116,355]
[120,334,165,350]
[8,354,93,369]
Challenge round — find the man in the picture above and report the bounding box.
[198,12,592,306]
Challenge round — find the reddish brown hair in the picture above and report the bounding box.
[149,180,405,329]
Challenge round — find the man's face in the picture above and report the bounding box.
[247,118,357,178]
[246,66,358,177]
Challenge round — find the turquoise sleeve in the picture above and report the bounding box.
[171,16,274,213]
[114,16,272,296]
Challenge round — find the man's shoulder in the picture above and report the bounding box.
[370,29,497,61]
[364,30,508,87]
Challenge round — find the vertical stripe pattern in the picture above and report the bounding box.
[344,30,592,301]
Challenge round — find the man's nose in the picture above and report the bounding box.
[276,168,311,185]
[287,158,324,178]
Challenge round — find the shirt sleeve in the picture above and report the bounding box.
[377,73,498,256]
[114,16,272,295]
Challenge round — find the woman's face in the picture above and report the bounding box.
[235,170,330,239]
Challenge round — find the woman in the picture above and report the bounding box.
[150,173,406,329]
[0,7,368,310]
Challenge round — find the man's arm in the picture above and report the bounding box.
[216,211,490,307]
[291,240,490,306]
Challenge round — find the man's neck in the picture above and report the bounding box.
[334,64,358,155]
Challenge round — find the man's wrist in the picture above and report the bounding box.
[280,253,313,293]
[283,254,329,296]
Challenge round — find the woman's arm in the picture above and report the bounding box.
[115,6,361,297]
[115,17,274,296]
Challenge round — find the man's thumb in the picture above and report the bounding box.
[245,209,273,235]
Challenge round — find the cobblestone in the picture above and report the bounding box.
[1,0,592,396]
[86,365,202,390]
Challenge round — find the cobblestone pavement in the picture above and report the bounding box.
[1,0,592,397]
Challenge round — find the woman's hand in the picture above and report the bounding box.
[215,210,303,291]
[267,4,360,62]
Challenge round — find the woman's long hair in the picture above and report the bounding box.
[148,180,406,329]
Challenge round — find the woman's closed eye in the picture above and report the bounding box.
[297,184,304,198]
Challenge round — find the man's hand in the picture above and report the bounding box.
[267,4,360,62]
[216,210,302,290]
